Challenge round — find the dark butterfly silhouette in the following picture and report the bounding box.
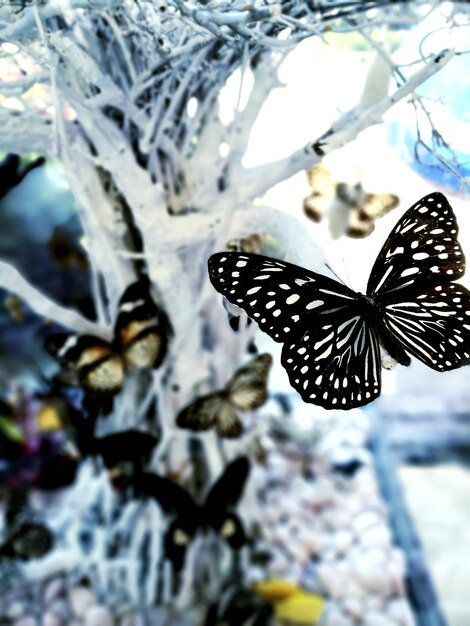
[0,490,54,561]
[176,354,272,437]
[0,153,46,201]
[45,278,172,395]
[208,192,470,410]
[303,162,399,238]
[89,429,159,490]
[136,456,249,571]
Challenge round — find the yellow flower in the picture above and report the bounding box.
[252,579,325,625]
[36,404,62,433]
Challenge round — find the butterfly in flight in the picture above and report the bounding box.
[176,354,272,437]
[303,162,399,238]
[136,456,249,571]
[208,193,470,410]
[45,278,172,395]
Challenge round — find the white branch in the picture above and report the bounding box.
[237,48,455,202]
[0,261,110,339]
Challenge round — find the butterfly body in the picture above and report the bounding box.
[209,193,470,410]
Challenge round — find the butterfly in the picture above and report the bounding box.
[176,354,272,438]
[0,490,54,561]
[208,192,470,410]
[45,278,172,395]
[136,456,249,571]
[303,162,399,238]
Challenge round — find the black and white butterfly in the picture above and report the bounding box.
[208,193,470,410]
[137,457,249,571]
[176,354,272,437]
[45,278,172,395]
[304,162,399,238]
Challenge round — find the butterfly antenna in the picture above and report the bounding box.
[324,262,347,287]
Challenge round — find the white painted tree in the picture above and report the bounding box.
[0,0,465,620]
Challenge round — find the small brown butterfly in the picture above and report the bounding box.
[303,163,399,238]
[176,354,272,438]
[45,278,172,395]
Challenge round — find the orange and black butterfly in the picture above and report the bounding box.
[303,163,399,238]
[45,278,172,395]
[176,354,272,438]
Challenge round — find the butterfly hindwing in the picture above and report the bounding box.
[380,282,470,372]
[281,306,382,409]
[45,333,124,395]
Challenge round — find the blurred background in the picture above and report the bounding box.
[0,2,469,626]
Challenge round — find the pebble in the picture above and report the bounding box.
[322,605,355,626]
[13,618,36,626]
[342,595,363,620]
[360,524,392,549]
[363,611,399,626]
[84,605,114,626]
[47,599,70,621]
[387,598,415,625]
[70,586,97,618]
[353,550,394,596]
[43,578,65,606]
[43,613,63,626]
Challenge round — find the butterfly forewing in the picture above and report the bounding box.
[115,278,171,369]
[227,353,272,411]
[208,253,356,344]
[281,308,382,409]
[368,192,465,296]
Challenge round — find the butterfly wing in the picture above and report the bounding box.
[203,457,249,549]
[208,253,383,409]
[208,252,356,343]
[367,192,465,295]
[303,163,335,222]
[45,333,124,395]
[377,282,470,372]
[370,192,470,372]
[281,308,382,408]
[346,208,375,238]
[115,278,172,370]
[137,472,200,570]
[362,192,399,220]
[93,430,158,471]
[176,393,243,438]
[226,353,273,411]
